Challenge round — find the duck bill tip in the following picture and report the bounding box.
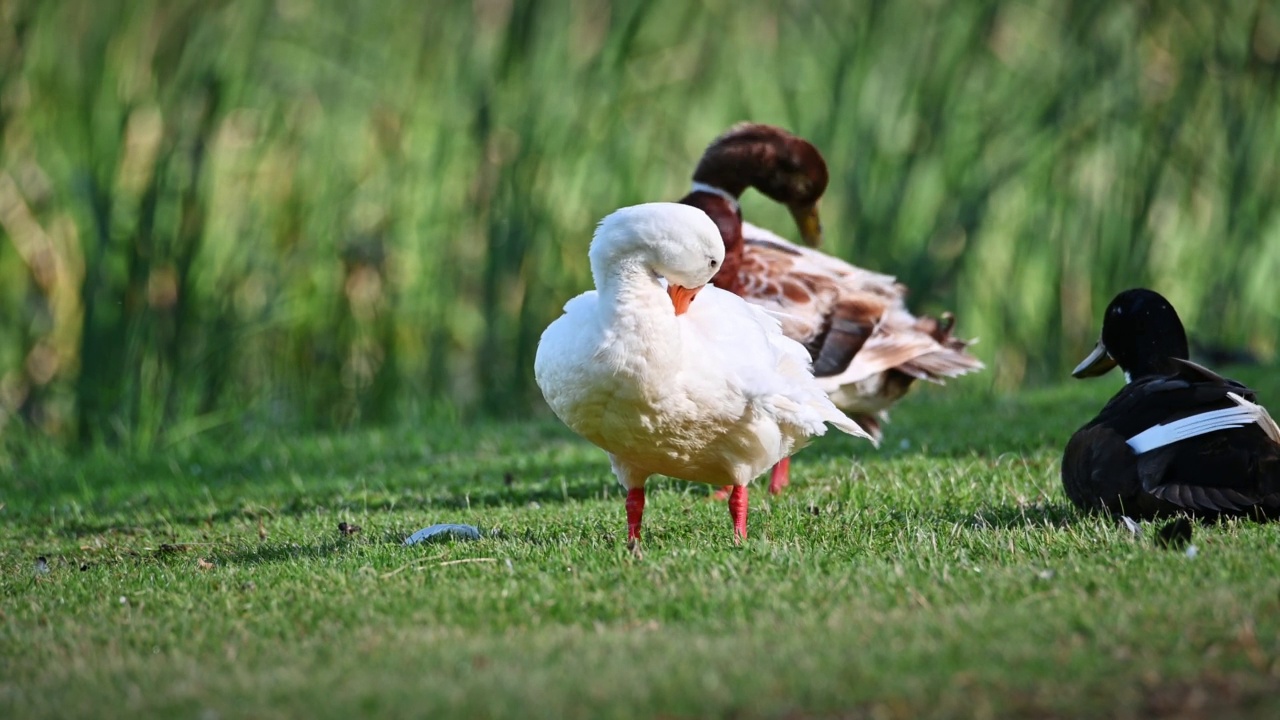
[788,202,823,247]
[667,284,701,315]
[1072,341,1117,378]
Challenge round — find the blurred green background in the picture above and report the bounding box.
[2,0,1279,449]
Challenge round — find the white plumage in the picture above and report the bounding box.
[534,202,871,543]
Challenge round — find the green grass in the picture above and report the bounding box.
[4,371,1280,719]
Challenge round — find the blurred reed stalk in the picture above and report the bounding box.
[1,0,1278,449]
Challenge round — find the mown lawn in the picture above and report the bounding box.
[3,370,1280,719]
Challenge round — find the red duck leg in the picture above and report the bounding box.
[711,485,732,501]
[729,485,748,541]
[767,457,791,495]
[626,487,645,543]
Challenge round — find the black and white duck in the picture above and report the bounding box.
[1062,288,1280,519]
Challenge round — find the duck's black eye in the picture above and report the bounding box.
[709,258,719,269]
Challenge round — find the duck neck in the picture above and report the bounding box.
[591,257,681,347]
[1110,325,1189,381]
[1122,355,1182,382]
[677,191,745,295]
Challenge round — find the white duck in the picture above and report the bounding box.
[534,202,873,544]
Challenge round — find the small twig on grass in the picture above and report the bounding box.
[380,555,446,579]
[380,557,497,579]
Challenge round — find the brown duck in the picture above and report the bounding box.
[678,124,983,494]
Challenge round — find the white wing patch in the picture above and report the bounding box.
[1126,404,1266,454]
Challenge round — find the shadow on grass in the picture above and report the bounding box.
[852,500,1083,531]
[791,384,1107,463]
[950,501,1083,529]
[210,537,365,566]
[209,520,621,567]
[50,459,620,538]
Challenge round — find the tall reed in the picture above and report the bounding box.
[2,0,1278,447]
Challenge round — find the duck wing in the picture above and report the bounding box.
[1140,432,1280,513]
[1089,360,1258,438]
[738,223,983,386]
[533,289,611,433]
[682,285,873,442]
[1085,361,1280,513]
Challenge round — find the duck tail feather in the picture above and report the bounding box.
[1227,392,1280,444]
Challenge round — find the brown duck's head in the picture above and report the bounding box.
[689,123,829,247]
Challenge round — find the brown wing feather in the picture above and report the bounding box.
[810,296,885,376]
[734,245,841,346]
[735,222,983,415]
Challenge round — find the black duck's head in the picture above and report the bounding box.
[1072,288,1190,381]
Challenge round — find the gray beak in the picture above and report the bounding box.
[1072,340,1117,379]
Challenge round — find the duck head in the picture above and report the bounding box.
[678,124,829,290]
[1073,288,1190,381]
[589,202,725,316]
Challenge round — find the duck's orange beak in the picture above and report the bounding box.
[788,201,823,247]
[667,284,701,316]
